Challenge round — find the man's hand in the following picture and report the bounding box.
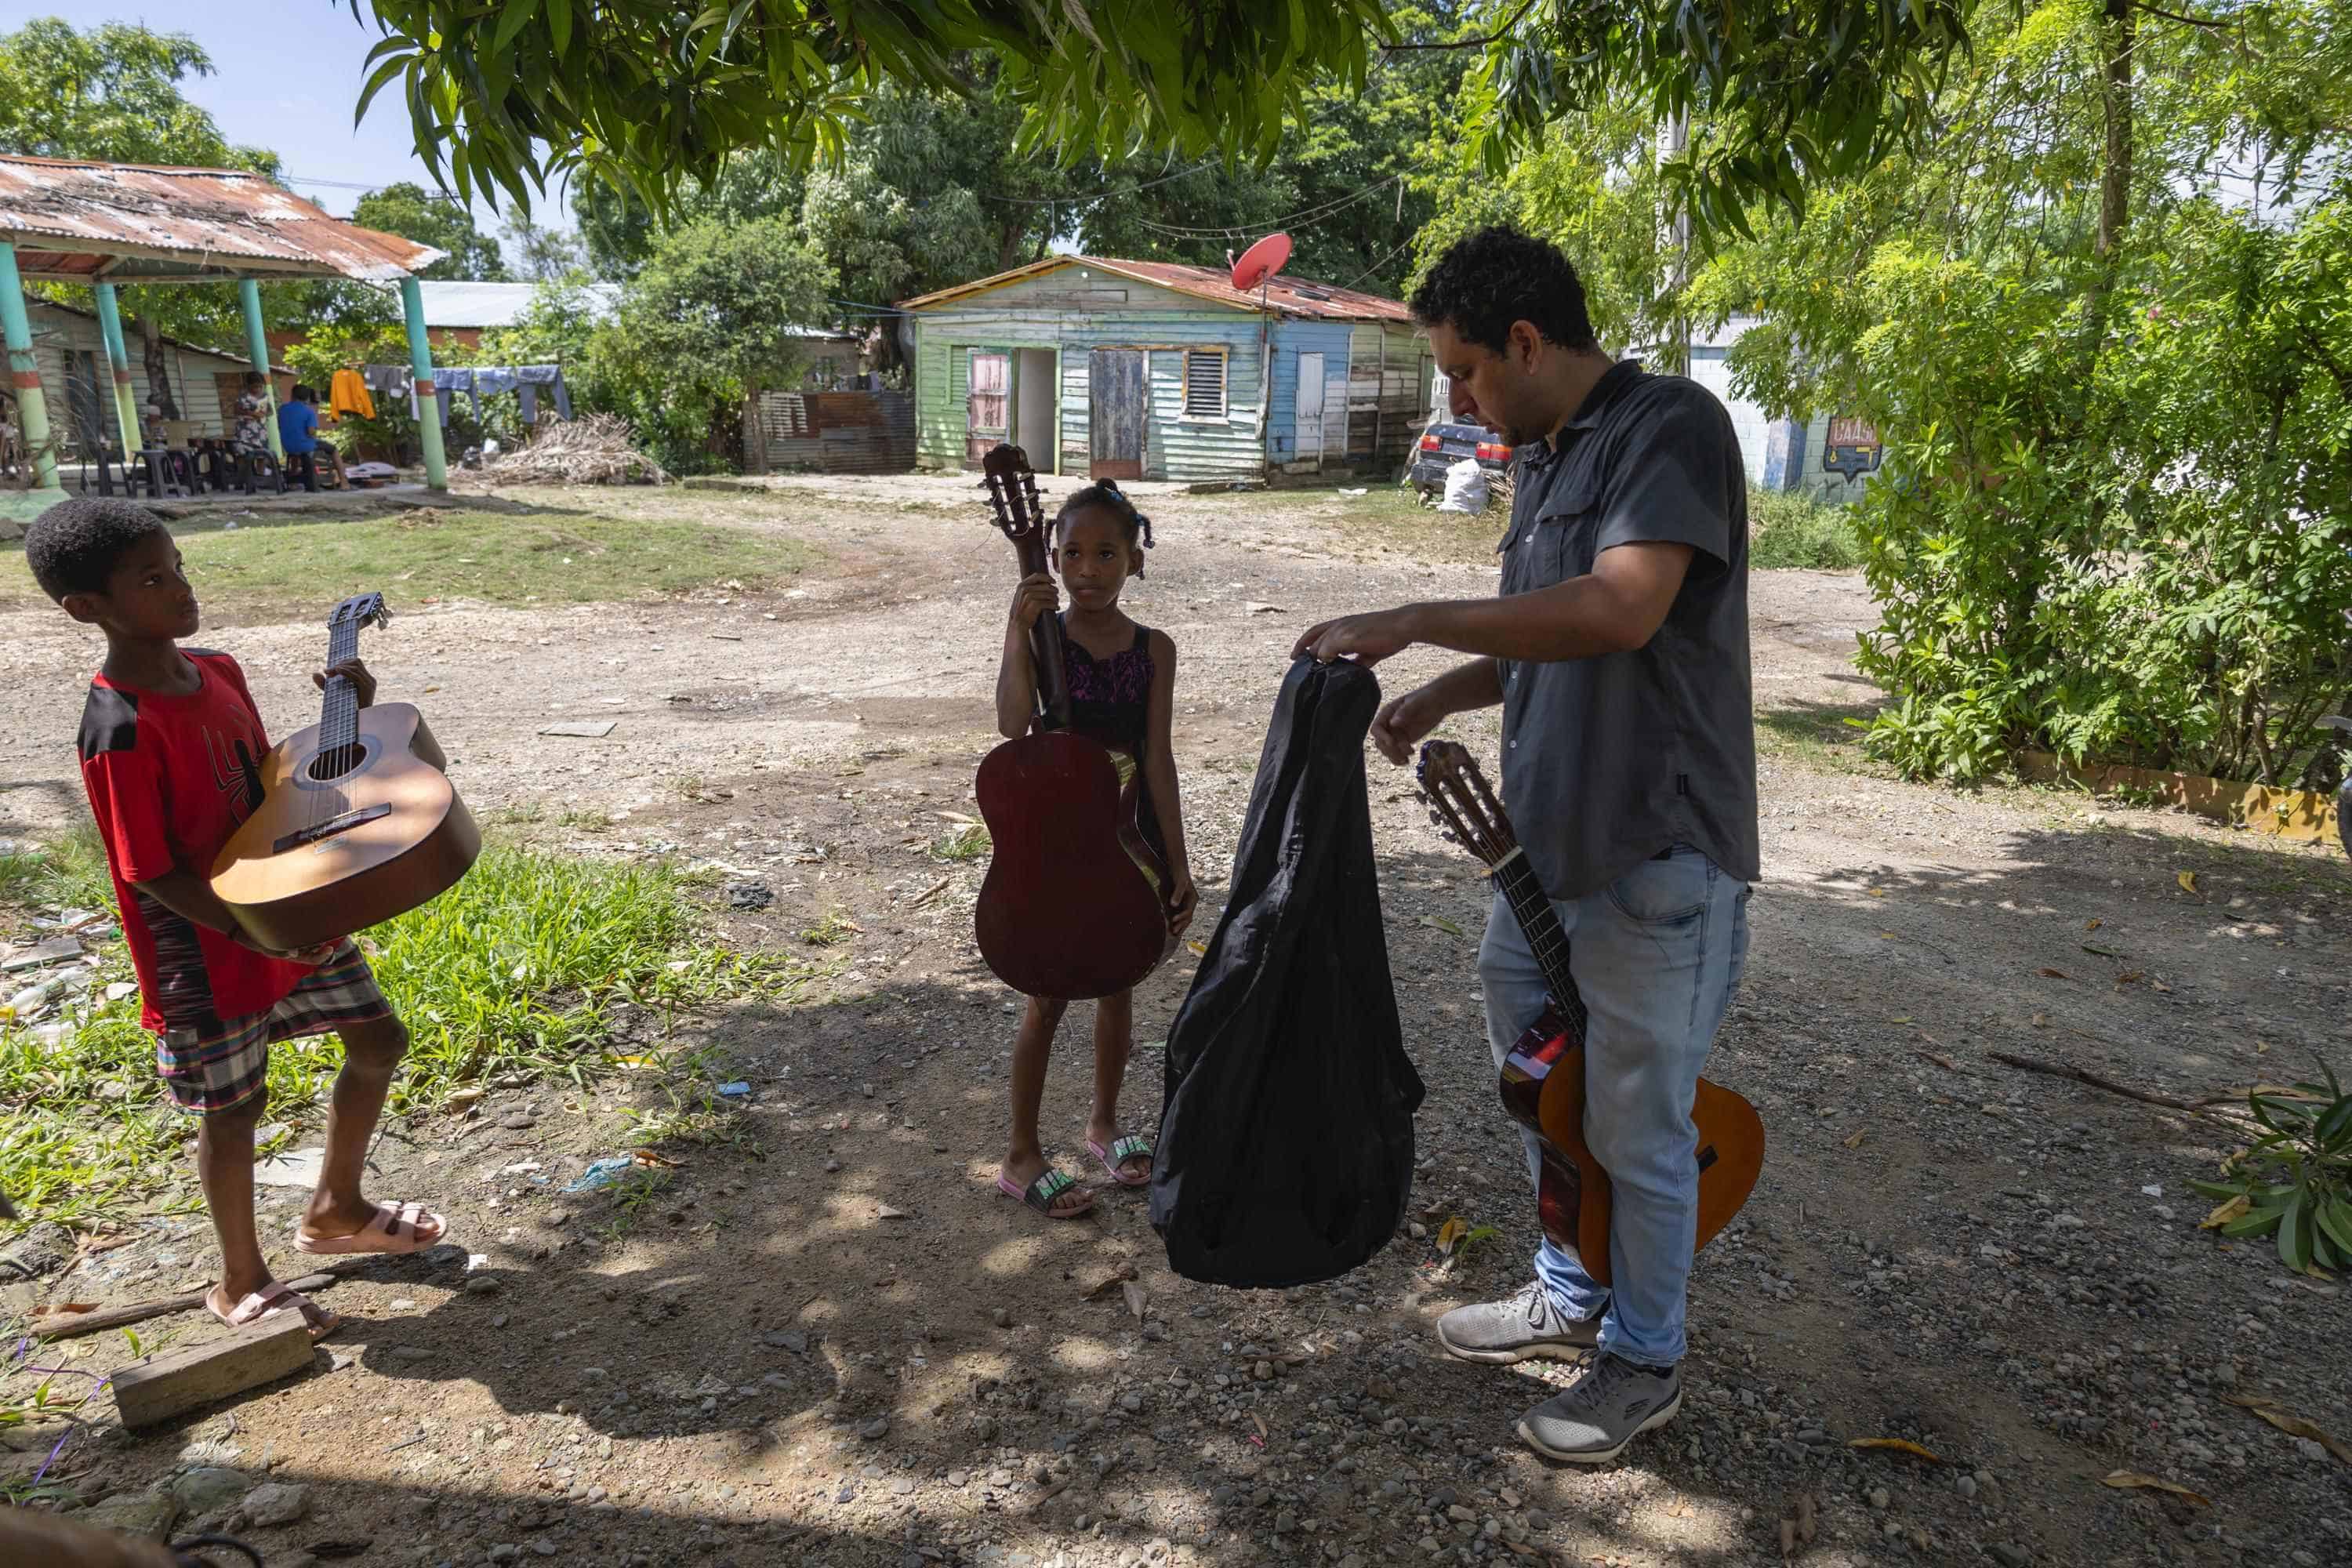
[315,657,376,709]
[1292,606,1418,667]
[1369,684,1452,766]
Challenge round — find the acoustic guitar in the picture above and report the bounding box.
[1416,740,1763,1287]
[972,442,1173,1000]
[210,593,481,952]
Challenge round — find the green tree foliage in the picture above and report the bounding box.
[587,217,835,474]
[347,0,1975,244]
[351,182,509,281]
[1686,0,2352,786]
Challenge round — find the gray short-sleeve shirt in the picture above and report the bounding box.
[1494,359,1759,899]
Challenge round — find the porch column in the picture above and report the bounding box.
[0,241,62,496]
[398,276,447,491]
[238,279,283,459]
[93,281,143,459]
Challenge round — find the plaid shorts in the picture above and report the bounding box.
[155,942,394,1114]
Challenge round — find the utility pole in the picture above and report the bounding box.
[1661,108,1692,376]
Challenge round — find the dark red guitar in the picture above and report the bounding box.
[1416,740,1763,1286]
[972,443,1173,1000]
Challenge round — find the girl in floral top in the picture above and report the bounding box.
[232,373,270,456]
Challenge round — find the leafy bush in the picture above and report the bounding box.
[1750,488,1864,570]
[2190,1065,2352,1276]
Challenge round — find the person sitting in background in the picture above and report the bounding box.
[277,383,325,492]
[232,373,270,459]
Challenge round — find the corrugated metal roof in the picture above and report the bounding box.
[899,255,1412,323]
[0,154,445,284]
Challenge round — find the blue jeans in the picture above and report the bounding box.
[1476,844,1750,1369]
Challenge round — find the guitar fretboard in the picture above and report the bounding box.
[1491,848,1590,1041]
[318,618,362,763]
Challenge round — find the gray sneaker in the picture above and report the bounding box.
[1435,1280,1602,1365]
[1516,1354,1682,1464]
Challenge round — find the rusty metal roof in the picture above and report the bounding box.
[0,154,445,285]
[899,255,1413,323]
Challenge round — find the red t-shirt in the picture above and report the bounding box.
[76,651,308,1033]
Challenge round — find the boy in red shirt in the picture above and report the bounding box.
[26,499,448,1338]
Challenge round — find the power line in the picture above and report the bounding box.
[1128,174,1406,240]
[975,158,1219,207]
[1337,232,1420,295]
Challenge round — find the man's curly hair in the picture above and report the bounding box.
[1409,225,1600,357]
[24,497,167,601]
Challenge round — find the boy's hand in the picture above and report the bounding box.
[230,927,339,967]
[315,657,376,709]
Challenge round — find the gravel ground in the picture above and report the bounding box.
[3,477,2348,1568]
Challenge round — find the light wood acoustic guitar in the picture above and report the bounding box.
[1416,740,1764,1287]
[209,593,480,952]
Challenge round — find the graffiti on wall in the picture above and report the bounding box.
[1823,416,1882,482]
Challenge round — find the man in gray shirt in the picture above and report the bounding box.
[1296,225,1758,1465]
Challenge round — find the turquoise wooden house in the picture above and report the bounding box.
[900,256,1431,483]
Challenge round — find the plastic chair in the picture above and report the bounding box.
[235,449,286,495]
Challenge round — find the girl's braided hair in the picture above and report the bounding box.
[1052,478,1154,550]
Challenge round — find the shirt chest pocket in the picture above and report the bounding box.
[1530,474,1603,586]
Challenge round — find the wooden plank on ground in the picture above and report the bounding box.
[111,1316,314,1429]
[2016,751,2339,844]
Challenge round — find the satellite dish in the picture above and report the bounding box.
[1231,232,1293,294]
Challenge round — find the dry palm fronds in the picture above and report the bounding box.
[477,414,670,486]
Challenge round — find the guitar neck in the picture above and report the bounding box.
[319,619,362,752]
[1490,848,1589,1040]
[1014,532,1073,731]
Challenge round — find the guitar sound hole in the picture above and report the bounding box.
[306,744,365,783]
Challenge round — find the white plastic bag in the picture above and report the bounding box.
[1436,456,1488,515]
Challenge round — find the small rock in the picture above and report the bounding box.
[825,1159,842,1174]
[388,1346,433,1363]
[892,1478,916,1496]
[499,1112,537,1131]
[464,1276,504,1296]
[79,1488,179,1540]
[948,1471,969,1488]
[1868,1488,1890,1510]
[1957,1474,1977,1500]
[491,1312,510,1329]
[177,1439,244,1468]
[170,1468,256,1513]
[1988,1546,2032,1568]
[387,1298,417,1312]
[993,1308,1013,1329]
[488,1548,522,1565]
[236,1483,310,1527]
[861,1418,890,1440]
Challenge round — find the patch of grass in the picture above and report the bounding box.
[0,825,113,921]
[800,909,860,946]
[1,508,822,626]
[557,807,614,833]
[0,845,821,1231]
[1755,701,1886,774]
[1311,485,1505,567]
[1750,489,1866,570]
[930,824,992,862]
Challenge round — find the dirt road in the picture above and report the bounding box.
[2,477,2347,1568]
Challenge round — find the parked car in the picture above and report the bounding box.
[1410,421,1514,504]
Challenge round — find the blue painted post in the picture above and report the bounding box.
[238,279,283,460]
[0,241,61,498]
[398,276,447,490]
[93,282,144,459]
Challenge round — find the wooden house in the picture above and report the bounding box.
[13,295,292,457]
[900,256,1430,483]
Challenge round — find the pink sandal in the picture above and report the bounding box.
[294,1200,448,1257]
[1086,1134,1153,1188]
[209,1279,340,1341]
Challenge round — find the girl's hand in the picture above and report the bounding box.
[1166,868,1199,939]
[1008,572,1058,633]
[315,657,376,709]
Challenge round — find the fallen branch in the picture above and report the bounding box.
[1988,1051,2218,1117]
[31,1270,342,1341]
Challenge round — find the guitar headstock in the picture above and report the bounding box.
[981,443,1047,545]
[327,592,390,633]
[1416,739,1518,869]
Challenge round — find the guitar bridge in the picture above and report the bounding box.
[273,802,392,854]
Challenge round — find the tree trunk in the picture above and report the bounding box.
[741,383,768,474]
[136,314,181,421]
[2081,0,2136,357]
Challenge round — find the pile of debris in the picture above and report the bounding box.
[475,414,670,487]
